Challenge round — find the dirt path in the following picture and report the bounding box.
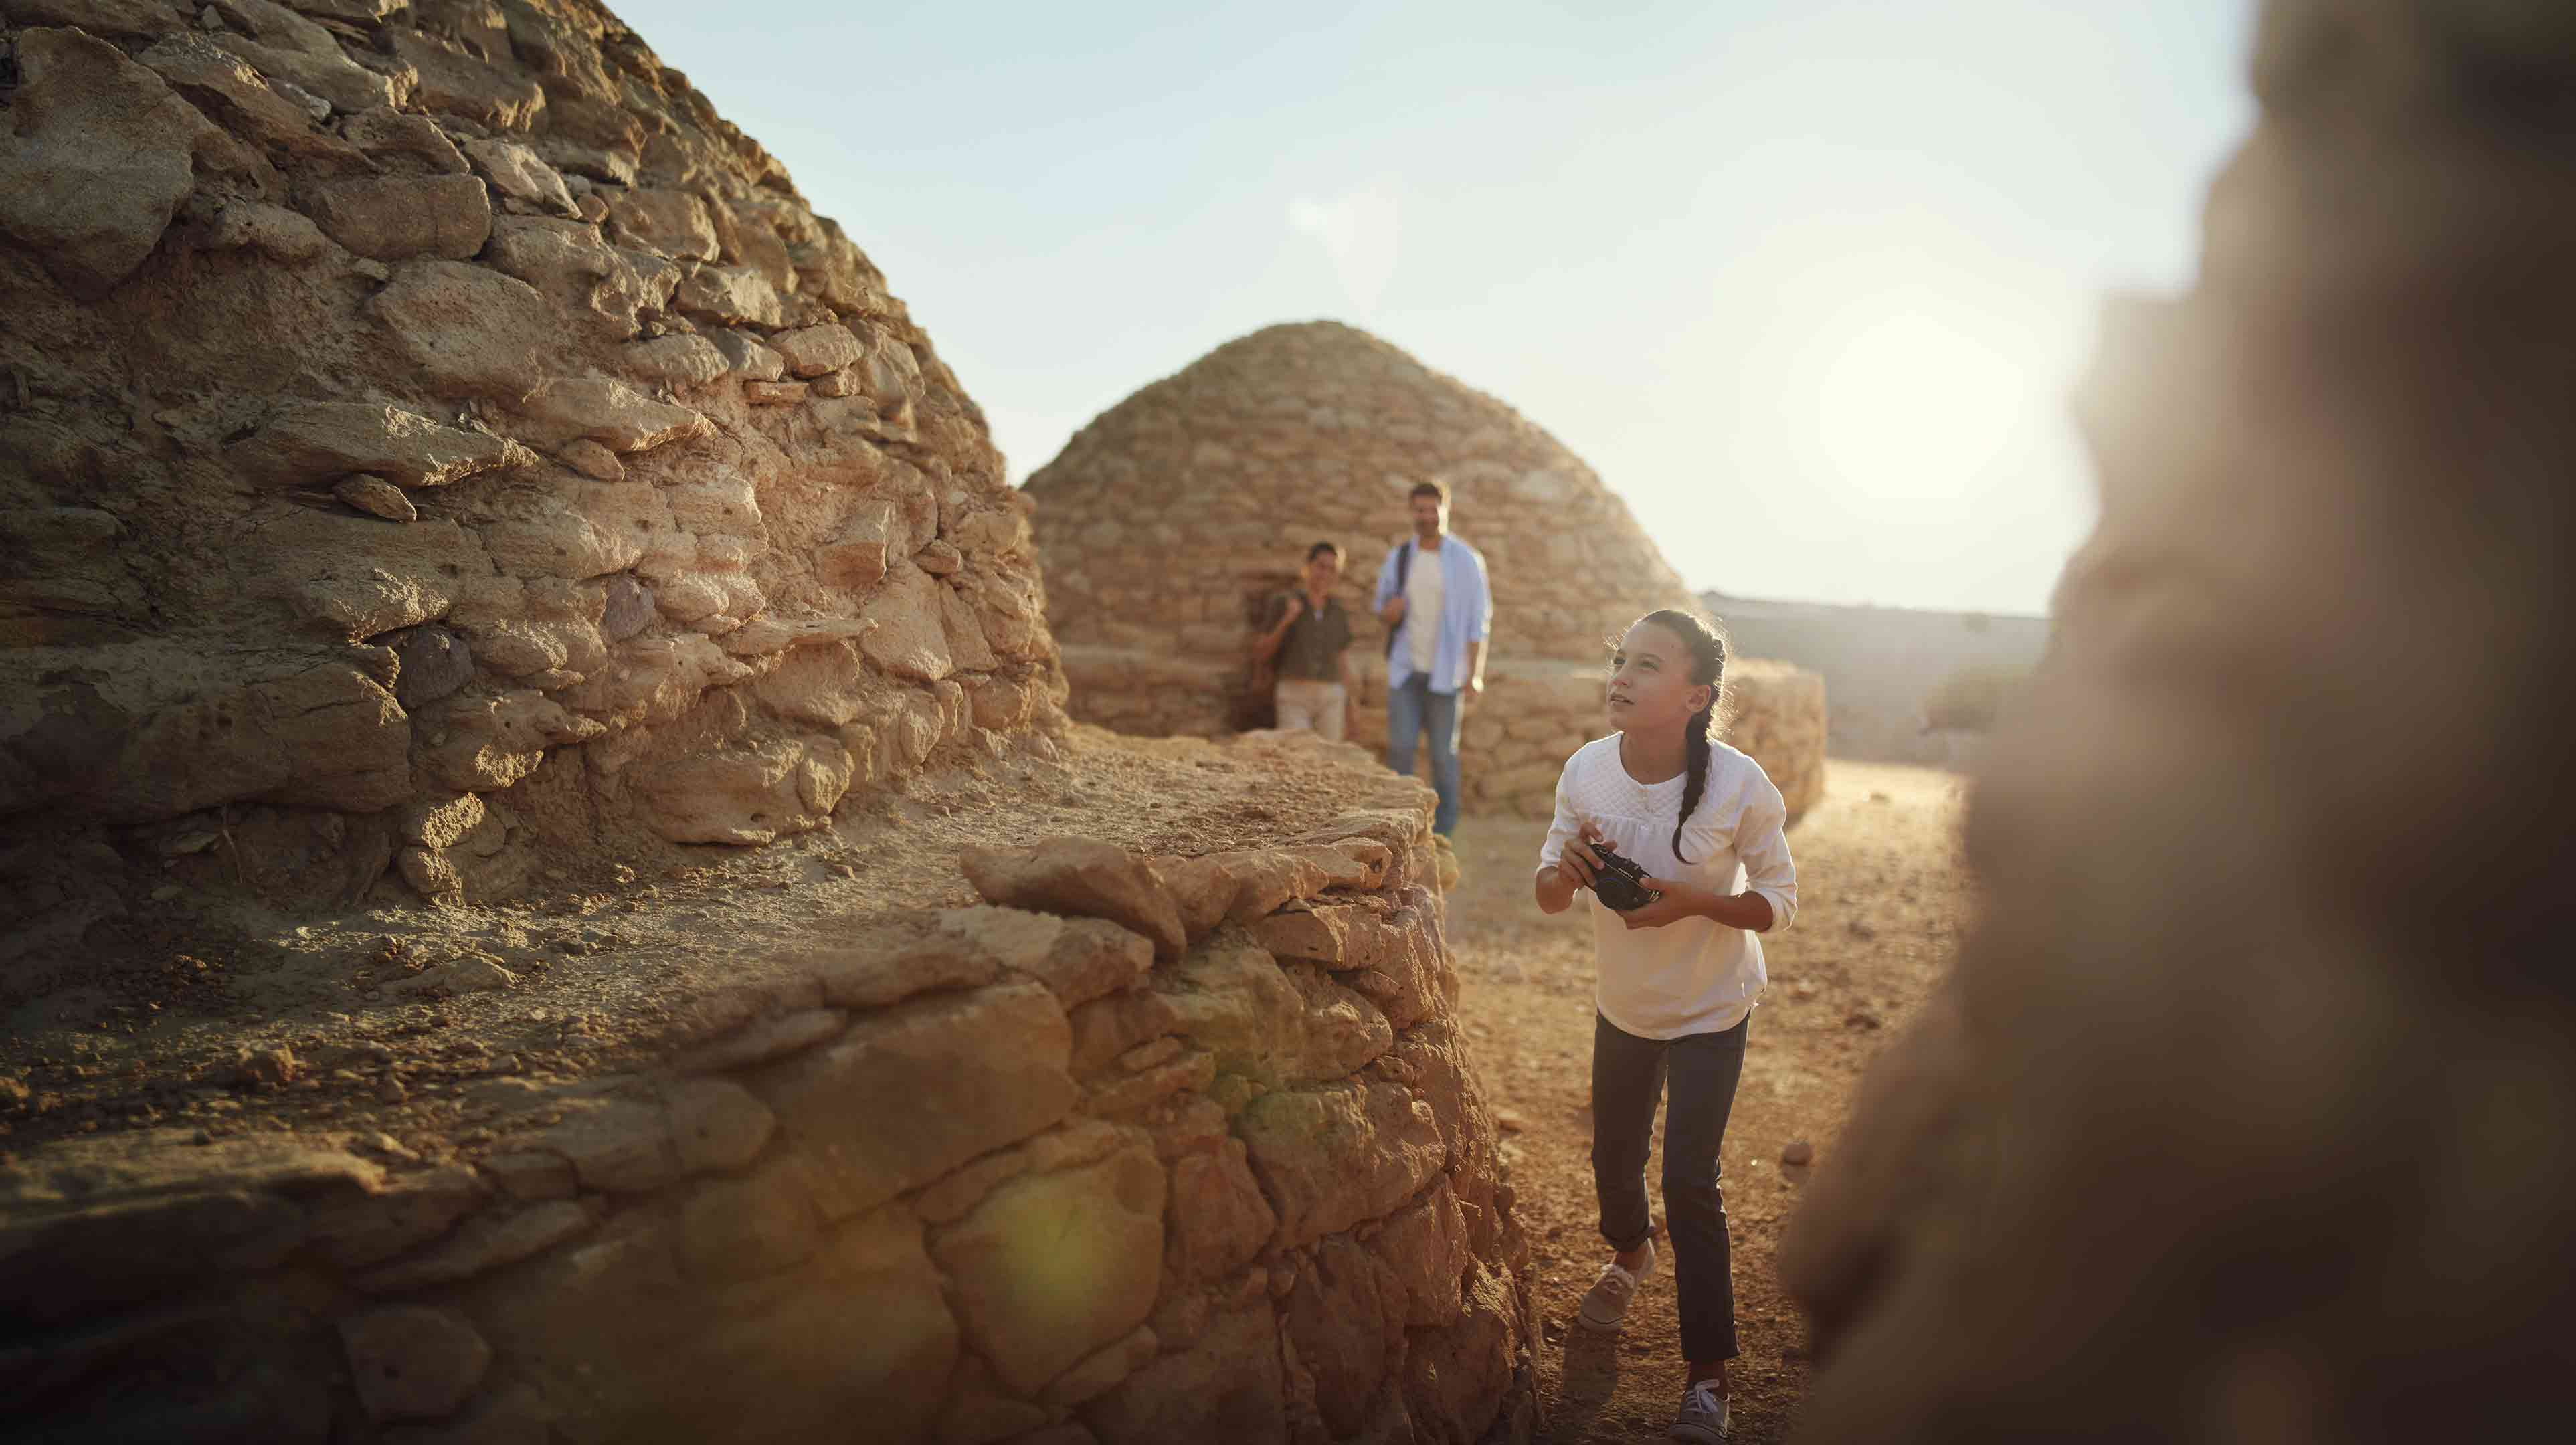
[1442,760,1972,1444]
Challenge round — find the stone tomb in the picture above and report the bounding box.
[0,0,1056,916]
[1023,322,1825,820]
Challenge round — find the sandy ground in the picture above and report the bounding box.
[1443,759,1971,1444]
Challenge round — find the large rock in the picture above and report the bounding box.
[773,323,862,377]
[458,136,578,217]
[1164,1137,1278,1288]
[960,838,1187,963]
[1283,1234,1401,1438]
[606,187,719,261]
[751,982,1075,1220]
[387,625,475,709]
[0,0,185,36]
[0,1128,381,1323]
[242,510,489,638]
[621,332,727,386]
[368,260,557,399]
[18,654,417,823]
[512,377,711,454]
[339,1306,492,1424]
[527,1099,681,1195]
[630,737,848,845]
[1372,1175,1473,1327]
[1401,1260,1520,1444]
[0,29,219,299]
[674,265,784,328]
[856,562,957,683]
[305,174,494,262]
[1236,1080,1447,1249]
[341,108,468,176]
[931,1143,1166,1395]
[136,31,336,161]
[485,214,679,340]
[1158,936,1393,1089]
[230,402,537,490]
[1083,1300,1288,1445]
[354,1201,593,1294]
[207,0,406,113]
[385,26,544,130]
[419,691,602,792]
[305,1165,489,1270]
[467,1203,958,1444]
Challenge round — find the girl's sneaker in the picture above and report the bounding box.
[1669,1380,1730,1442]
[1575,1239,1655,1331]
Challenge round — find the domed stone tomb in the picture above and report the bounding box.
[0,0,1063,908]
[1023,321,1825,819]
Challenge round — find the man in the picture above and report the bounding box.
[1253,540,1359,741]
[1372,479,1491,836]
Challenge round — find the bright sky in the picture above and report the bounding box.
[612,0,2254,616]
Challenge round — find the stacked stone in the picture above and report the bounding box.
[1720,661,1827,820]
[0,0,1060,909]
[1,767,1536,1444]
[1022,320,1825,820]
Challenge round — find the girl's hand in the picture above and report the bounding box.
[1619,875,1714,931]
[1554,822,1608,890]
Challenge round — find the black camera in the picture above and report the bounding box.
[1586,838,1661,912]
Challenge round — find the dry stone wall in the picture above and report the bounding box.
[0,0,1061,912]
[2,786,1538,1444]
[1022,322,1825,820]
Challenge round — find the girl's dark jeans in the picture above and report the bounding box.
[1591,1009,1750,1363]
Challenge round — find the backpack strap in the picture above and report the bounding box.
[1384,541,1413,657]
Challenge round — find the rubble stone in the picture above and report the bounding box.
[230,401,535,490]
[753,981,1074,1220]
[458,136,577,217]
[340,1305,492,1423]
[1083,1300,1287,1445]
[336,473,419,522]
[960,838,1186,963]
[0,29,220,299]
[933,1144,1166,1395]
[309,176,494,264]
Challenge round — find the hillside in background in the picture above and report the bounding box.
[1700,593,2051,765]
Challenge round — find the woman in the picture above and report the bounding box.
[1252,539,1358,741]
[1534,608,1800,1444]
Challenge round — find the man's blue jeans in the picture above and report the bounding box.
[1386,672,1461,835]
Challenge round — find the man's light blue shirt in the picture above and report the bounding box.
[1372,535,1492,694]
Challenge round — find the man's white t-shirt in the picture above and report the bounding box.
[1404,541,1446,674]
[1536,735,1800,1040]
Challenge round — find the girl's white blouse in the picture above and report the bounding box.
[1536,735,1800,1040]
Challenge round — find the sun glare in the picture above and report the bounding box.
[1808,298,2038,509]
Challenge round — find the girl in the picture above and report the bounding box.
[1534,609,1799,1444]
